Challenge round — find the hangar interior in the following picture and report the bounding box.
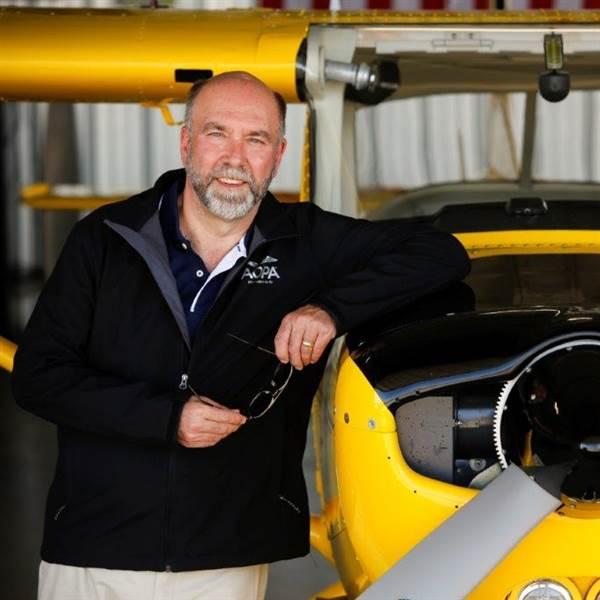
[2,2,600,600]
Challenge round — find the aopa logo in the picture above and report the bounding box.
[242,256,280,284]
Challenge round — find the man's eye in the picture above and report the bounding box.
[207,131,224,138]
[249,137,266,145]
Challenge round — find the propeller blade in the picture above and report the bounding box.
[357,464,561,600]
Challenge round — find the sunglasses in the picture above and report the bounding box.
[227,333,294,419]
[187,334,294,420]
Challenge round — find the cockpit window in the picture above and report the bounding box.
[467,254,600,309]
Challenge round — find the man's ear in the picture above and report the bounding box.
[272,137,287,178]
[180,125,190,166]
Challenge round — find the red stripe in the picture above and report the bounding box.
[584,0,600,8]
[312,0,330,8]
[260,0,283,7]
[475,0,490,8]
[422,0,446,8]
[529,0,553,8]
[368,0,392,8]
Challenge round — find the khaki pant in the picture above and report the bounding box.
[38,560,268,600]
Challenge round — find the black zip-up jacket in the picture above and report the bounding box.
[12,169,469,571]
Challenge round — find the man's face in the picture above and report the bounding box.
[180,79,287,221]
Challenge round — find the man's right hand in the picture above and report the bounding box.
[178,395,247,448]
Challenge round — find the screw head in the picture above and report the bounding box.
[469,459,486,472]
[368,419,376,430]
[344,413,350,424]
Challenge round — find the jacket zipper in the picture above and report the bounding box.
[164,366,189,572]
[179,374,188,390]
[164,445,175,572]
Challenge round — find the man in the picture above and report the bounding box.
[12,72,469,599]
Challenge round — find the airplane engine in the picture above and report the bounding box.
[393,338,600,501]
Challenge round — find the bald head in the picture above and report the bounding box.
[179,70,287,222]
[184,71,286,139]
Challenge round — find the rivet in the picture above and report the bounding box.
[368,419,376,430]
[344,413,349,424]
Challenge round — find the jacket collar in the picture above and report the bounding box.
[109,168,298,242]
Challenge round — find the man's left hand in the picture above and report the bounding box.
[274,305,336,370]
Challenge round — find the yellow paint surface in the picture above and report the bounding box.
[0,337,16,373]
[456,230,600,258]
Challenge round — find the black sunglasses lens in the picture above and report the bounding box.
[248,390,273,419]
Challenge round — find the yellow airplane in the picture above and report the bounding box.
[2,6,600,600]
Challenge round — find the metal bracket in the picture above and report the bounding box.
[141,100,182,126]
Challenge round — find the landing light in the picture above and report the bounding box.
[518,580,572,600]
[539,33,570,103]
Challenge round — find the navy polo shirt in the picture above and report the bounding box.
[159,180,250,341]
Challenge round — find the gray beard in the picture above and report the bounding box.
[186,160,274,221]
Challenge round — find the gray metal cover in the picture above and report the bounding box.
[396,395,454,483]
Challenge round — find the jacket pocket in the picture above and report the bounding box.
[278,494,301,515]
[53,504,67,521]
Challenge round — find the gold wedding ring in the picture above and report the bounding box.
[301,340,314,349]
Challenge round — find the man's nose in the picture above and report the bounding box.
[223,137,246,166]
